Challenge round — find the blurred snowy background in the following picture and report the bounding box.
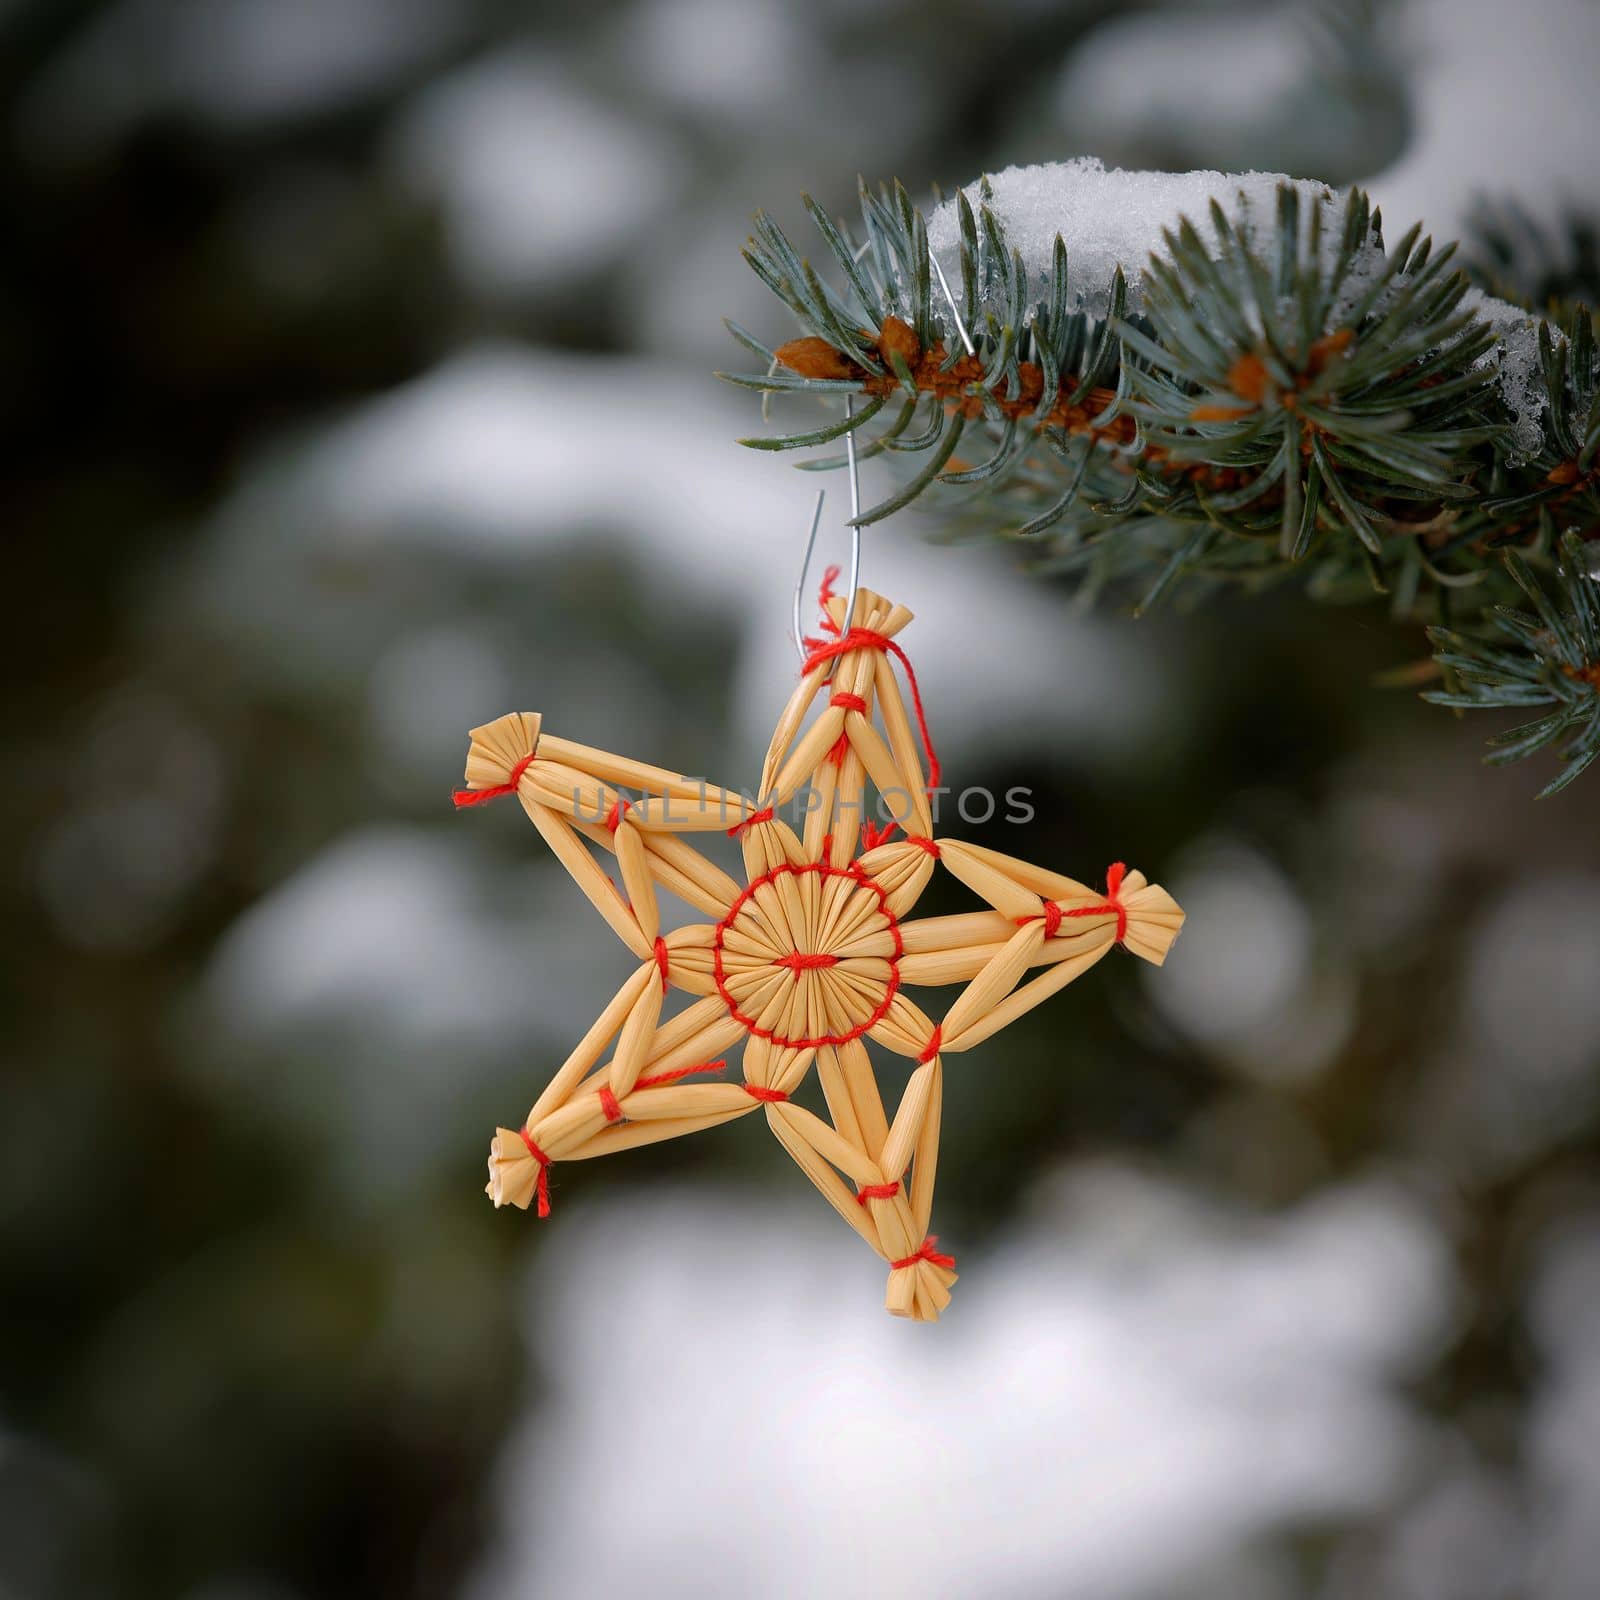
[3,1,1599,1597]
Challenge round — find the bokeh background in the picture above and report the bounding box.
[4,1,1600,1596]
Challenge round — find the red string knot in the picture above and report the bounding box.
[517,1126,553,1219]
[604,797,631,833]
[800,607,942,793]
[803,626,888,667]
[906,834,941,859]
[653,936,670,992]
[830,691,868,713]
[773,950,839,977]
[742,1084,789,1103]
[1062,862,1129,943]
[861,817,898,851]
[826,733,851,767]
[891,1236,955,1271]
[856,1181,901,1205]
[597,1086,623,1124]
[1016,902,1065,938]
[816,564,844,637]
[453,751,536,809]
[917,1026,942,1064]
[727,804,776,838]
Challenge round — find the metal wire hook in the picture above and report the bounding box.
[793,394,862,661]
[930,252,976,357]
[792,233,971,662]
[792,487,826,660]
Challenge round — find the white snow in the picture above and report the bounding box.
[467,1169,1451,1600]
[1055,7,1313,148]
[1367,0,1600,249]
[616,0,819,122]
[202,826,536,1043]
[928,157,1555,448]
[1037,0,1600,264]
[1525,1218,1600,1596]
[1452,872,1600,1163]
[389,50,687,296]
[193,824,629,1195]
[1150,841,1354,1083]
[926,156,1344,318]
[1462,288,1551,458]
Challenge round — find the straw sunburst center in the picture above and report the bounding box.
[711,861,904,1049]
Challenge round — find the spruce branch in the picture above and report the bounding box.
[721,168,1600,792]
[1426,533,1600,795]
[1465,201,1600,316]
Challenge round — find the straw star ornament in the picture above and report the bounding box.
[456,580,1184,1321]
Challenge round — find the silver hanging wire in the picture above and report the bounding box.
[791,486,826,661]
[793,394,863,661]
[793,234,973,663]
[929,252,976,357]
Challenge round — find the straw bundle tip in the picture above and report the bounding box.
[486,1125,540,1210]
[886,1258,958,1322]
[461,711,543,797]
[1123,879,1186,967]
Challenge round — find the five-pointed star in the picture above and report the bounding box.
[458,586,1184,1321]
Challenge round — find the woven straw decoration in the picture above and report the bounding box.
[462,586,1184,1321]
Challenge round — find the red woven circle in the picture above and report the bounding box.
[712,862,903,1049]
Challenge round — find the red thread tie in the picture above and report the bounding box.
[861,817,898,851]
[598,1086,623,1123]
[891,1236,955,1271]
[1016,902,1064,937]
[856,1181,900,1204]
[653,937,670,992]
[454,751,536,808]
[906,834,941,858]
[802,629,941,794]
[604,798,630,833]
[816,564,844,636]
[634,1059,725,1091]
[831,692,868,713]
[1015,902,1067,937]
[742,1084,788,1103]
[773,951,839,976]
[802,570,942,794]
[1063,862,1129,943]
[827,733,851,767]
[727,805,776,838]
[517,1126,553,1219]
[918,1026,942,1064]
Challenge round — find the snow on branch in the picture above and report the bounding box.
[927,158,1552,450]
[927,158,1343,317]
